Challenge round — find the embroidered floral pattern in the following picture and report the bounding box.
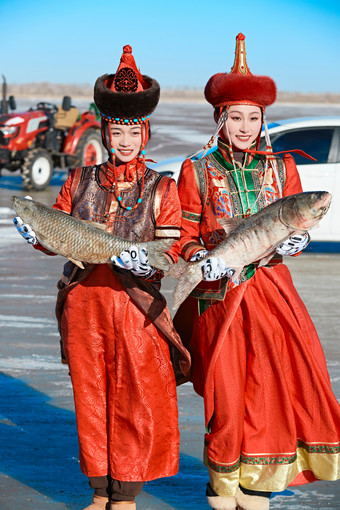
[240,453,297,466]
[114,67,138,92]
[297,440,340,454]
[208,458,240,473]
[182,210,201,222]
[207,441,340,473]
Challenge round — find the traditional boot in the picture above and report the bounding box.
[83,494,110,509]
[207,495,237,510]
[109,502,136,509]
[236,488,269,510]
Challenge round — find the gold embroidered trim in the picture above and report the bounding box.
[155,228,180,238]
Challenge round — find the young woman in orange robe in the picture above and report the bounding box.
[173,34,340,510]
[14,46,190,510]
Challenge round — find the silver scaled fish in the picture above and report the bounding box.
[172,191,332,310]
[11,196,173,271]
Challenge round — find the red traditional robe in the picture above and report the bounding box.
[173,145,340,496]
[37,160,188,481]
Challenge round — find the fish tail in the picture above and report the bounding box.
[172,264,202,310]
[147,238,175,271]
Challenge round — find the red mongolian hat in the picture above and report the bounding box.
[94,45,160,119]
[204,33,277,108]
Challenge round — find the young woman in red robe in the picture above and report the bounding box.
[173,33,340,510]
[14,45,190,510]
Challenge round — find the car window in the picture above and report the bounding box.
[270,128,334,165]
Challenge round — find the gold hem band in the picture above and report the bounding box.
[207,446,340,496]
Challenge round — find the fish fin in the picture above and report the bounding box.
[306,223,319,231]
[172,264,203,310]
[68,258,85,269]
[217,217,243,235]
[258,252,276,267]
[82,220,107,231]
[227,266,244,285]
[231,266,243,279]
[166,257,188,279]
[146,238,175,272]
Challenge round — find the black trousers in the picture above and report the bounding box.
[89,476,144,501]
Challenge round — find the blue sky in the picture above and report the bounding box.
[1,0,340,93]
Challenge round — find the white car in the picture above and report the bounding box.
[155,117,340,250]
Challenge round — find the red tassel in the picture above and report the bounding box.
[244,148,317,162]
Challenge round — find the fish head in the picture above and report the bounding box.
[11,196,35,224]
[280,191,332,231]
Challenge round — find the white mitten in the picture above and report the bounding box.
[276,232,310,256]
[190,249,209,262]
[202,256,235,281]
[111,245,156,278]
[13,196,37,245]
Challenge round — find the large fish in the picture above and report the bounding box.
[11,196,173,271]
[172,191,332,310]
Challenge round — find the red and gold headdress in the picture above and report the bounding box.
[197,33,277,157]
[204,33,276,108]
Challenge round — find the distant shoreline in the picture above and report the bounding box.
[3,83,340,105]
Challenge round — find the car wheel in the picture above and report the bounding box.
[73,129,105,167]
[22,148,54,191]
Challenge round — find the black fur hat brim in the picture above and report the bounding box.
[94,74,160,119]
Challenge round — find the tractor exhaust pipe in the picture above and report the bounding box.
[1,75,8,115]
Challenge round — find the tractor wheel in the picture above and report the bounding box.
[22,149,54,191]
[73,129,105,167]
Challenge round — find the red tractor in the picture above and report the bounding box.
[0,75,105,190]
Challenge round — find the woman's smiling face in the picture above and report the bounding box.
[109,124,143,163]
[223,105,262,151]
